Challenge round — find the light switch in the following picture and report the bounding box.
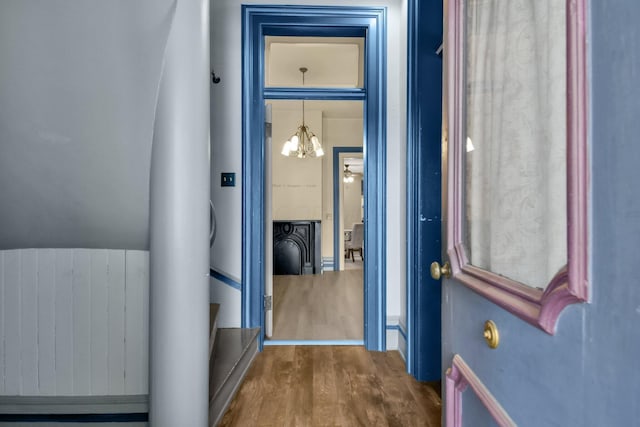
[221,172,236,187]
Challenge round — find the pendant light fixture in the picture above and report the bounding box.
[343,164,355,183]
[281,67,324,158]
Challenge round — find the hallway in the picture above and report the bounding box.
[219,346,441,426]
[271,270,363,341]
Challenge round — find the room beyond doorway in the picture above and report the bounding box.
[270,270,363,341]
[266,99,364,344]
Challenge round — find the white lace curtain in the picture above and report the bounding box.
[465,0,567,288]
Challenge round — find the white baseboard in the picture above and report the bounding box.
[386,316,407,362]
[322,257,335,272]
[0,395,148,414]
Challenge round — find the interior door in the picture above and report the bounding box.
[264,103,273,338]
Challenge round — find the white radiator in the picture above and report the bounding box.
[0,249,149,396]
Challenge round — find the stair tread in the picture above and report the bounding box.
[209,304,220,334]
[209,328,260,402]
[209,304,221,359]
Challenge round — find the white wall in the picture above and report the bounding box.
[0,0,176,403]
[210,0,407,331]
[209,275,242,327]
[0,249,149,397]
[271,108,323,221]
[0,0,173,251]
[398,0,408,353]
[343,175,363,230]
[321,117,364,260]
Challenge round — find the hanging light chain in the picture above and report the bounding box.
[281,66,324,158]
[301,67,307,126]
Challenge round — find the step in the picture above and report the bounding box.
[209,303,220,360]
[209,328,260,427]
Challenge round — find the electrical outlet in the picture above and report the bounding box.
[221,172,236,187]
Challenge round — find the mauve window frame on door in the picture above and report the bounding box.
[444,0,589,334]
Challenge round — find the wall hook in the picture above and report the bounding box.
[211,70,221,84]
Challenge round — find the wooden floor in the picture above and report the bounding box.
[220,346,441,427]
[271,270,363,341]
[343,257,364,271]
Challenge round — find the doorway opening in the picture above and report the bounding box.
[333,147,364,272]
[266,98,364,343]
[242,5,387,350]
[340,155,364,269]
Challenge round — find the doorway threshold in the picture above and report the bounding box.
[264,339,364,346]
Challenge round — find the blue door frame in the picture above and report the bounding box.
[333,147,364,270]
[405,0,443,381]
[241,6,387,351]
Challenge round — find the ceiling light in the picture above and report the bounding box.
[281,67,324,159]
[343,164,355,183]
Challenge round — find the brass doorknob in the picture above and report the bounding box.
[483,320,500,349]
[430,261,451,280]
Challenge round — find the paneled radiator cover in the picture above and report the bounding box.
[0,249,149,396]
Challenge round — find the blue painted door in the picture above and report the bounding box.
[406,0,443,382]
[436,2,640,426]
[435,2,633,426]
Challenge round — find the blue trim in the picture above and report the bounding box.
[363,5,388,353]
[241,6,255,329]
[333,147,364,270]
[322,256,335,272]
[0,413,148,422]
[405,0,418,379]
[386,324,407,342]
[242,5,387,352]
[210,268,242,291]
[264,88,365,100]
[264,339,364,346]
[265,26,366,38]
[405,0,443,381]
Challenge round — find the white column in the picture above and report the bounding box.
[149,0,210,425]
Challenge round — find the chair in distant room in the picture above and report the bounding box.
[345,223,364,262]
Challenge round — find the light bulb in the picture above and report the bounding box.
[310,135,323,156]
[290,134,300,151]
[281,140,291,156]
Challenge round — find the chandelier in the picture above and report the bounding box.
[343,164,355,183]
[281,67,324,158]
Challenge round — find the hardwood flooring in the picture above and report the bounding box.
[271,270,363,341]
[343,258,363,271]
[219,346,441,427]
